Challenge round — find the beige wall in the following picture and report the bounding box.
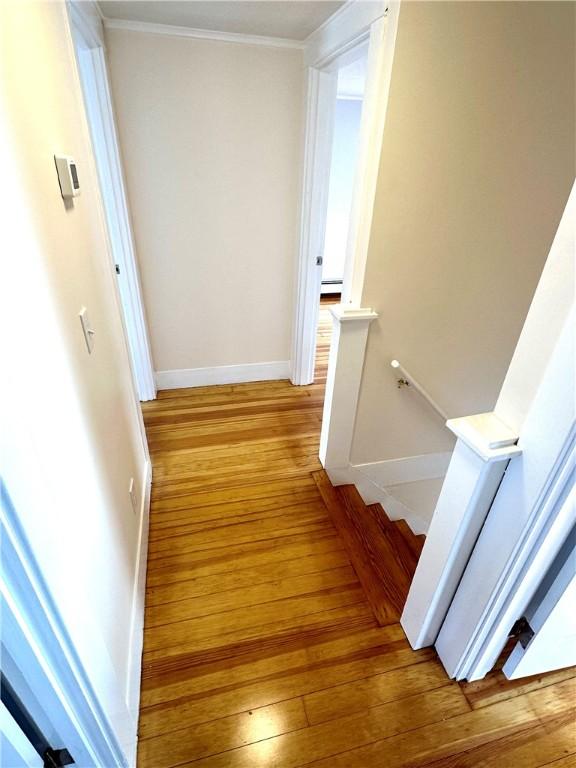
[105,28,304,373]
[0,2,147,756]
[351,1,575,464]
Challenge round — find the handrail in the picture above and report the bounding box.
[390,359,448,422]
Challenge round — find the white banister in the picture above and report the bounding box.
[401,412,521,650]
[390,359,448,422]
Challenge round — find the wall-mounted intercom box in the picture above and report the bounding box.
[54,155,80,199]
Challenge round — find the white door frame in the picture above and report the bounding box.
[291,1,400,385]
[67,0,156,402]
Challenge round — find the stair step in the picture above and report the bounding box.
[312,471,412,626]
[367,505,420,582]
[393,517,426,560]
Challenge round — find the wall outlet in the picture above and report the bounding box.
[128,477,137,513]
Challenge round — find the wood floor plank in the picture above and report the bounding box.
[303,658,450,725]
[414,716,575,768]
[140,624,406,708]
[145,565,359,626]
[138,698,308,768]
[146,532,345,585]
[459,664,576,710]
[304,678,576,768]
[139,646,435,740]
[175,686,469,768]
[138,300,574,768]
[145,550,349,606]
[143,584,368,658]
[540,755,576,767]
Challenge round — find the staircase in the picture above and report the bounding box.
[313,470,425,627]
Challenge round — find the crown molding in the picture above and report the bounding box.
[102,17,306,50]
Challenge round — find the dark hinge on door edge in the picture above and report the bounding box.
[0,674,75,767]
[509,616,535,648]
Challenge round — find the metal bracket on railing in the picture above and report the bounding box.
[390,359,448,422]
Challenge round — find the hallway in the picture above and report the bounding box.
[137,305,575,767]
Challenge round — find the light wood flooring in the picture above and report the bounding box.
[139,297,575,767]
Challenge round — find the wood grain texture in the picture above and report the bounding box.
[313,473,420,625]
[137,300,576,767]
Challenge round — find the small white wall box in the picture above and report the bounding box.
[54,155,80,199]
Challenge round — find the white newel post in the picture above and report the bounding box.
[319,306,378,479]
[401,412,522,649]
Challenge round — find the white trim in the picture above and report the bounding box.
[437,313,576,680]
[446,413,521,463]
[69,3,157,402]
[0,702,44,767]
[291,3,399,386]
[319,306,377,467]
[342,4,400,305]
[353,451,453,488]
[433,185,575,681]
[304,0,387,68]
[68,0,104,48]
[125,460,151,733]
[102,17,305,50]
[1,491,128,767]
[155,361,291,390]
[402,437,518,650]
[291,66,338,385]
[325,451,452,535]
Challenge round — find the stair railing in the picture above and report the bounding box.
[390,359,448,422]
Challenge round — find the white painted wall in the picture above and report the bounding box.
[350,1,575,470]
[322,98,363,283]
[0,1,148,761]
[104,27,304,382]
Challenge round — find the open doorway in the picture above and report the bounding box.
[291,7,398,386]
[312,51,367,383]
[321,56,367,298]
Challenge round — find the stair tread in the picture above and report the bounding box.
[336,487,415,615]
[312,471,411,626]
[394,518,426,559]
[366,504,420,581]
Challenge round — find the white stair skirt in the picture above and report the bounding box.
[401,413,521,650]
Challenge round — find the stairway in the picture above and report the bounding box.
[312,470,425,627]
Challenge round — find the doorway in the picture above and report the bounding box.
[68,3,156,402]
[291,6,399,386]
[321,56,367,298]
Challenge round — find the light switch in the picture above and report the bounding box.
[79,307,95,353]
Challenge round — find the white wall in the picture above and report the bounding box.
[104,27,304,382]
[0,1,148,761]
[322,98,363,283]
[351,0,575,467]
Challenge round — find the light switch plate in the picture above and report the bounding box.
[79,307,95,353]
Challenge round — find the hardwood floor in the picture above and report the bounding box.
[139,299,575,767]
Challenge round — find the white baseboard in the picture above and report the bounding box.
[155,361,291,390]
[125,458,152,751]
[352,452,452,488]
[324,452,452,536]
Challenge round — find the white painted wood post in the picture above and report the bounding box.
[401,412,521,649]
[319,305,378,478]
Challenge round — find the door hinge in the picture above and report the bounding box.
[115,264,121,275]
[509,616,535,649]
[43,748,75,767]
[316,256,323,266]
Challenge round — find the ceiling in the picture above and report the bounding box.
[98,1,347,41]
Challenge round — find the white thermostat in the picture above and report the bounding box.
[54,155,80,199]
